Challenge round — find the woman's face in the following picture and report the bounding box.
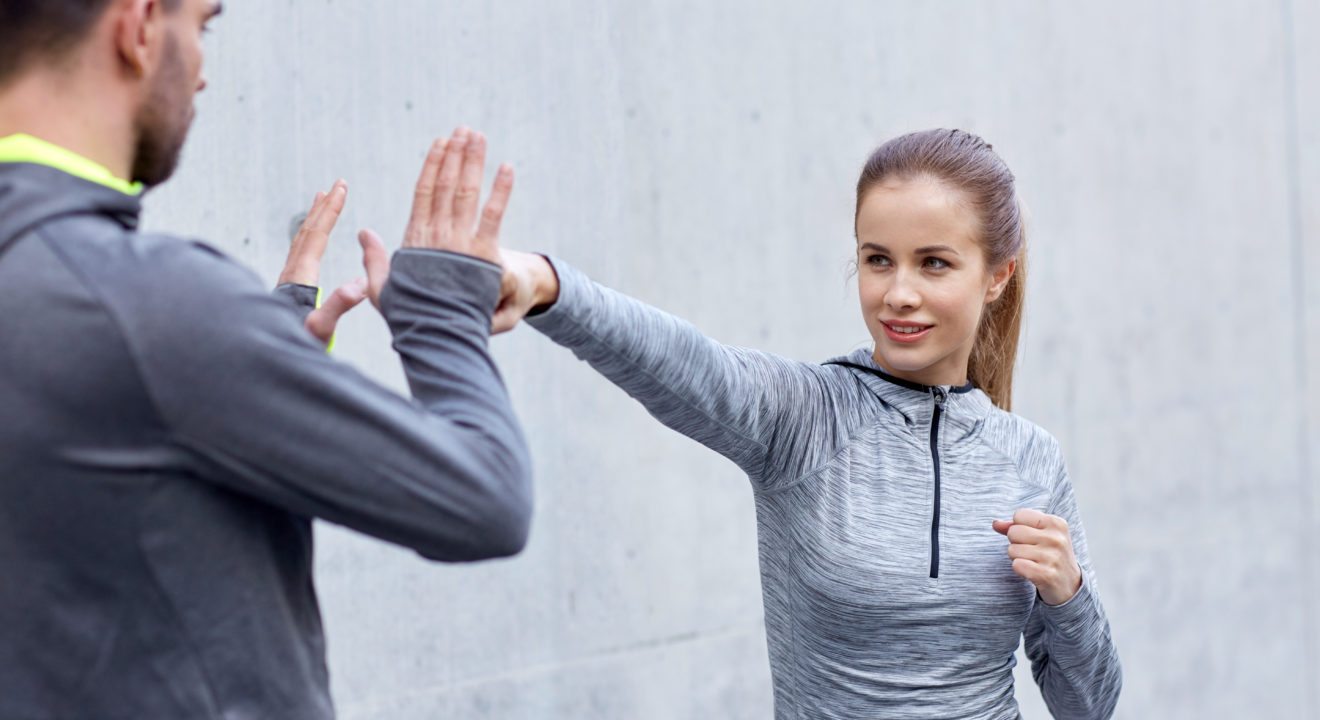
[856,175,1014,388]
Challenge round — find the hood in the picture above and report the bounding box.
[824,347,995,432]
[0,162,141,254]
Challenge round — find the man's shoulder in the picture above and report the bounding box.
[36,220,287,353]
[42,215,243,274]
[38,218,263,304]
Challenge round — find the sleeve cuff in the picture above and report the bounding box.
[1038,573,1101,639]
[380,248,503,328]
[524,255,585,335]
[273,282,320,317]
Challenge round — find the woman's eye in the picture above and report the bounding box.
[865,254,891,267]
[924,257,950,270]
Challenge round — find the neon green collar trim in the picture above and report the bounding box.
[0,134,143,196]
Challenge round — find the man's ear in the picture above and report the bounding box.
[986,258,1017,303]
[112,0,162,78]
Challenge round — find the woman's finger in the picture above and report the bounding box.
[490,266,528,333]
[491,305,522,335]
[1011,508,1051,530]
[1006,543,1050,563]
[1005,524,1050,546]
[1010,557,1046,584]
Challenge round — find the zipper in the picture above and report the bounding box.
[928,387,947,579]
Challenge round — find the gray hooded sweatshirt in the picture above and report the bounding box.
[526,258,1121,719]
[0,159,533,719]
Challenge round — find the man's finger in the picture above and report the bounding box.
[475,164,515,250]
[279,190,331,286]
[294,181,347,266]
[452,131,486,234]
[358,229,390,307]
[409,137,446,221]
[304,190,326,230]
[291,190,325,251]
[311,180,348,237]
[432,127,470,233]
[405,139,445,246]
[304,278,368,345]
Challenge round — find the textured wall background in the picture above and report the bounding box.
[143,1,1318,717]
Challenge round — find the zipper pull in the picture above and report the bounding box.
[931,387,948,408]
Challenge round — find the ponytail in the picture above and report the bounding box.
[967,248,1025,411]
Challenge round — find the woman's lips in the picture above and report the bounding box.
[882,321,933,344]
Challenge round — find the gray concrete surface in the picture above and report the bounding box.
[142,1,1318,717]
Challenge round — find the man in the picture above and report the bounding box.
[0,1,533,717]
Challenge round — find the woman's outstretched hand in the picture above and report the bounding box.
[492,249,560,334]
[992,509,1083,606]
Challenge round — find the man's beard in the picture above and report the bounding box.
[130,35,193,187]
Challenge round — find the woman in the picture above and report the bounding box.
[496,129,1121,719]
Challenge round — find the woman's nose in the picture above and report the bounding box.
[885,272,921,311]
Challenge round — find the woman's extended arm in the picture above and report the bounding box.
[495,250,841,485]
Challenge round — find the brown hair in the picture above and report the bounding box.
[0,0,182,86]
[856,129,1026,410]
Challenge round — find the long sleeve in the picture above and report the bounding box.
[1023,470,1123,719]
[272,281,319,322]
[525,257,840,486]
[119,244,533,562]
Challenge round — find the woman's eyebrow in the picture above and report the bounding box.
[858,242,961,256]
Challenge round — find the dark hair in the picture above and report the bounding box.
[856,129,1026,411]
[0,0,181,86]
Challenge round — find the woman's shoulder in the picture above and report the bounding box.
[975,406,1068,485]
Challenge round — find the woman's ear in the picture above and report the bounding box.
[985,258,1016,303]
[112,0,161,78]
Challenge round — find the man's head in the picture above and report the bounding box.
[0,0,222,186]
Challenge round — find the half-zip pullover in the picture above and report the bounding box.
[528,258,1121,720]
[825,362,974,581]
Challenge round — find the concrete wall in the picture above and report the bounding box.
[144,1,1319,717]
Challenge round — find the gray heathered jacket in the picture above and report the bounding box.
[527,258,1121,720]
[0,161,533,719]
